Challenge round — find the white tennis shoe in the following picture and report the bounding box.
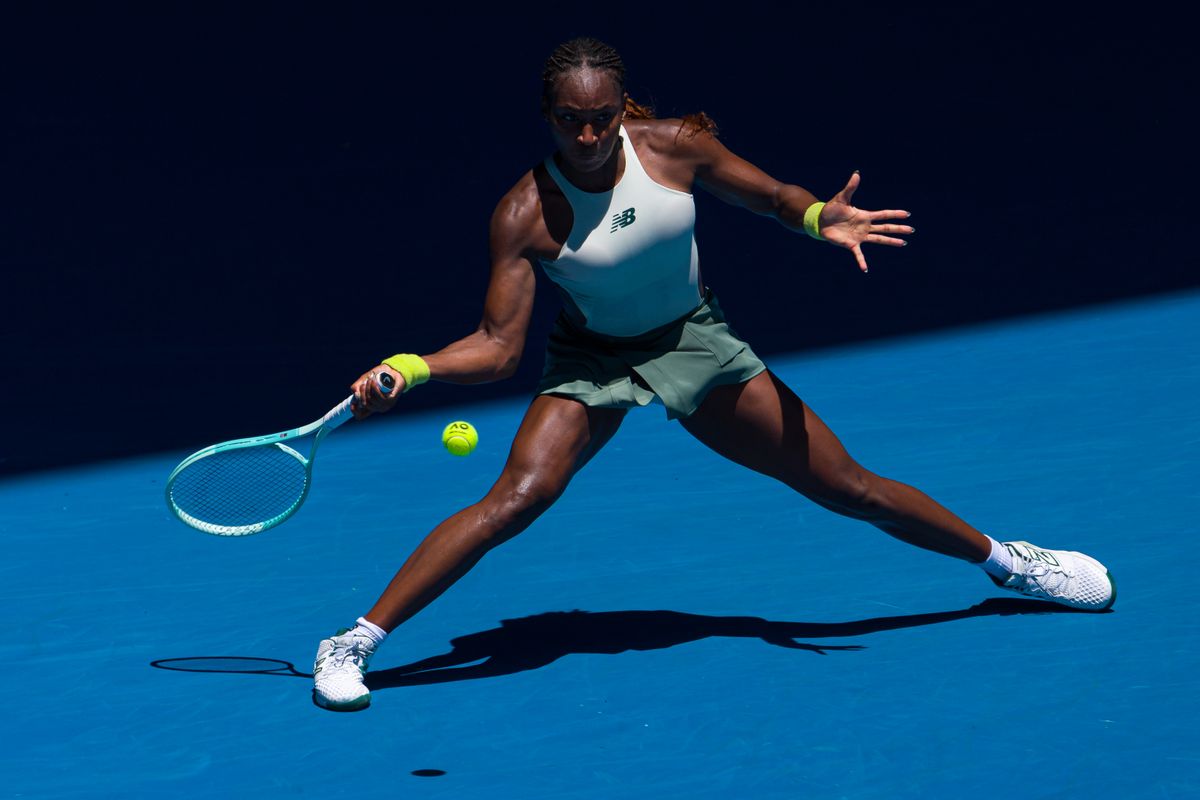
[313,628,377,711]
[992,540,1116,611]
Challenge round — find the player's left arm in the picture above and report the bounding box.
[683,128,913,272]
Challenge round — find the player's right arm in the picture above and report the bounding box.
[352,176,542,416]
[421,186,539,384]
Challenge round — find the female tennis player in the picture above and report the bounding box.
[312,38,1115,711]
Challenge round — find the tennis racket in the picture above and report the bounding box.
[165,373,394,536]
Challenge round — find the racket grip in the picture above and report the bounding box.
[325,372,395,431]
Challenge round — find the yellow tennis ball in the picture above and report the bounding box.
[441,420,478,456]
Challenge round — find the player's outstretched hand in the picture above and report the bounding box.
[351,365,403,419]
[818,171,914,273]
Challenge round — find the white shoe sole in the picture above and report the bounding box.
[312,689,371,712]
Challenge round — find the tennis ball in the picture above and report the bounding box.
[442,421,478,456]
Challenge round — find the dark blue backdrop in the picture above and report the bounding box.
[2,3,1188,475]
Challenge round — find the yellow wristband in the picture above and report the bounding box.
[803,201,826,241]
[382,353,430,393]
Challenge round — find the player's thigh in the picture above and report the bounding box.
[680,370,866,499]
[497,394,627,503]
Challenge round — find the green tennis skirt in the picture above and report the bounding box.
[536,290,767,420]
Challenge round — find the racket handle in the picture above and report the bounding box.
[324,371,396,431]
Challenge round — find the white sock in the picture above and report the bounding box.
[980,536,1015,578]
[352,616,388,645]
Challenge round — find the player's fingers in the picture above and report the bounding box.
[367,373,390,409]
[869,209,912,221]
[852,244,869,273]
[865,234,908,247]
[841,170,860,195]
[352,379,374,417]
[832,170,861,205]
[869,224,914,235]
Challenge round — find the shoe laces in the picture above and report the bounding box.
[1010,558,1073,598]
[327,634,373,670]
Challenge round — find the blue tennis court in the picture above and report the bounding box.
[4,290,1198,799]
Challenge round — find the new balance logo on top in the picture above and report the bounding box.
[1005,542,1061,567]
[610,207,636,232]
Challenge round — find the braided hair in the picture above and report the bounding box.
[541,37,717,137]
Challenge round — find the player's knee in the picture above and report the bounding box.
[508,476,566,519]
[483,470,567,534]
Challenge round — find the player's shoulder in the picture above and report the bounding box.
[489,166,562,256]
[623,116,721,161]
[491,169,543,233]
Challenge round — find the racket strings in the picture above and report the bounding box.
[169,445,308,528]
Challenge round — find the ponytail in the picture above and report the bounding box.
[624,96,718,139]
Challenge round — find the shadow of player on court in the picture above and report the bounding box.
[148,599,1075,684]
[367,598,1070,691]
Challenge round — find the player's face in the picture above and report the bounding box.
[545,68,625,174]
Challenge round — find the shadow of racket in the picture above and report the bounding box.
[150,657,312,678]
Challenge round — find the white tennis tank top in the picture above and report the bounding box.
[539,126,702,337]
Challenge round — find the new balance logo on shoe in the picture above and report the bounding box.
[1004,542,1061,567]
[610,207,636,232]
